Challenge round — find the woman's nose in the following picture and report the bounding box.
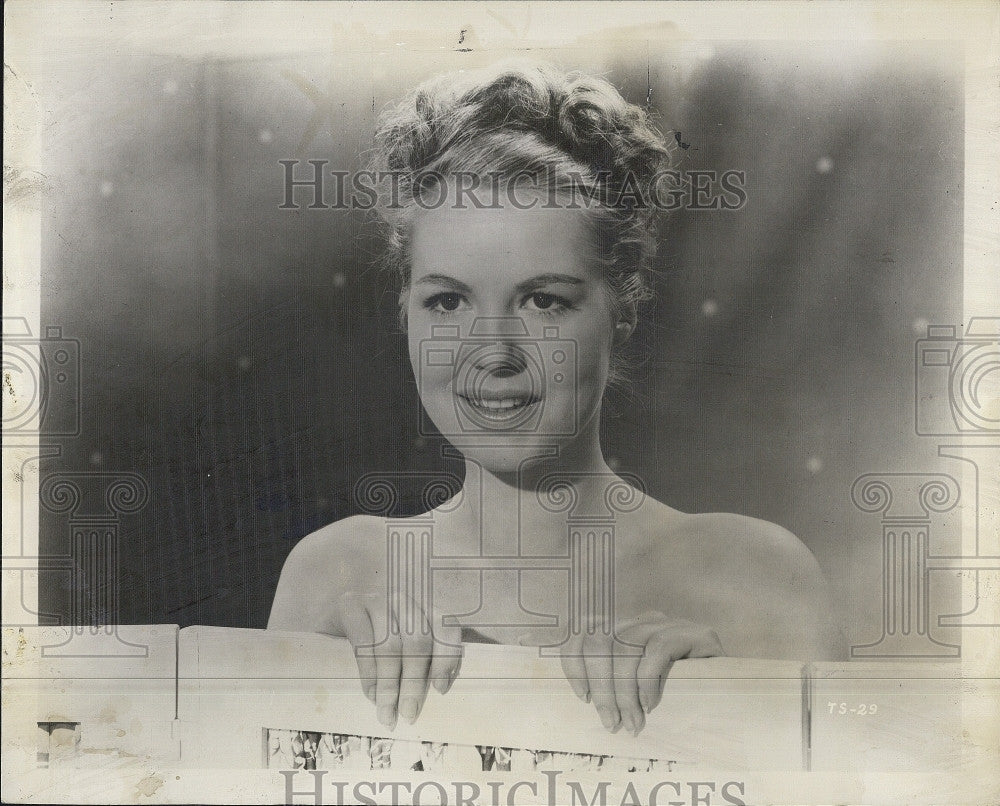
[471,342,529,377]
[467,316,531,377]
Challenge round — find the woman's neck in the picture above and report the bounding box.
[452,433,617,557]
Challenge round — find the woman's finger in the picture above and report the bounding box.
[582,631,620,733]
[365,596,403,729]
[612,626,647,736]
[614,619,673,715]
[636,658,668,715]
[428,613,463,695]
[559,629,589,702]
[397,595,434,724]
[338,592,378,703]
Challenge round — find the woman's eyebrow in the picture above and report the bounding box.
[514,274,584,292]
[413,273,473,292]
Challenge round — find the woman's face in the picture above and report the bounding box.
[406,194,619,473]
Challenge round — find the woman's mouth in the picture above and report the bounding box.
[457,394,541,424]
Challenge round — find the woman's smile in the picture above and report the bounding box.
[457,392,542,427]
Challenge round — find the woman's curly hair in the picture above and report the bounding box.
[367,60,673,331]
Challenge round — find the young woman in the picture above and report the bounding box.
[269,61,845,738]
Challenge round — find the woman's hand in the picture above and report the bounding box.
[339,591,463,730]
[559,611,724,735]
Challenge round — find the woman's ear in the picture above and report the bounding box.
[613,304,638,345]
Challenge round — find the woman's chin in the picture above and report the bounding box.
[445,438,570,476]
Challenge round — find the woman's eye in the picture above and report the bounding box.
[523,292,567,313]
[425,293,466,313]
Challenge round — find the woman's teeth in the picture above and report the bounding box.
[461,396,539,419]
[476,399,526,411]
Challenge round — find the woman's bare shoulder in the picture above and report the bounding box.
[634,505,846,660]
[289,514,389,558]
[668,510,817,565]
[267,515,389,632]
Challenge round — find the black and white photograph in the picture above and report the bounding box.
[3,2,998,804]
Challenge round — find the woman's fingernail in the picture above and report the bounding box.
[398,698,419,724]
[597,707,620,732]
[364,685,376,703]
[621,712,635,734]
[377,705,397,729]
[632,712,645,736]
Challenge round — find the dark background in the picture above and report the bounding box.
[34,34,964,646]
